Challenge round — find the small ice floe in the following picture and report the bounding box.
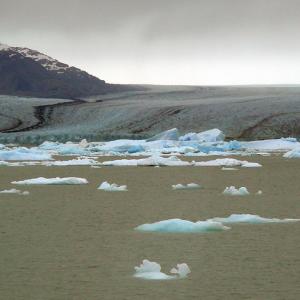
[172,183,201,190]
[256,190,263,195]
[12,177,88,185]
[98,181,127,191]
[43,158,99,166]
[134,259,191,280]
[242,162,262,168]
[194,158,261,168]
[223,186,250,196]
[283,149,300,158]
[102,155,190,167]
[221,167,238,171]
[208,214,300,224]
[0,188,29,195]
[135,218,230,233]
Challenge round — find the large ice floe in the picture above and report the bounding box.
[0,188,29,195]
[208,214,300,224]
[223,186,250,196]
[241,138,300,152]
[135,218,230,233]
[134,259,191,280]
[12,177,88,185]
[102,155,190,167]
[98,181,127,191]
[0,148,52,161]
[172,183,201,190]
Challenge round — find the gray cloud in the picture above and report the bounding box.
[1,0,300,84]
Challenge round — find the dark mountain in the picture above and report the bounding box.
[0,43,133,99]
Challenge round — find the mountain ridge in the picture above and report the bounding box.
[0,43,135,99]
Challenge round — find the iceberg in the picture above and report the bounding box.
[98,181,127,191]
[283,149,300,158]
[135,218,230,233]
[223,186,250,196]
[147,128,179,141]
[172,183,201,190]
[102,155,190,167]
[0,188,29,195]
[134,259,190,280]
[12,177,88,185]
[0,148,52,161]
[179,128,225,142]
[208,214,300,224]
[93,139,145,153]
[39,141,89,155]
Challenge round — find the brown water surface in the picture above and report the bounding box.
[0,156,299,299]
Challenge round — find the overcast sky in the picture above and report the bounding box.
[1,0,300,85]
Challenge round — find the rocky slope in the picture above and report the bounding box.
[0,43,132,99]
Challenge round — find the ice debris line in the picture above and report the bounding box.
[12,177,88,185]
[98,181,127,192]
[0,128,299,161]
[134,259,191,280]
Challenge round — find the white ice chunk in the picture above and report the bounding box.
[134,259,190,280]
[98,181,127,191]
[0,188,29,195]
[43,158,99,166]
[12,177,88,185]
[103,155,190,167]
[170,263,191,278]
[194,158,261,167]
[223,186,250,196]
[283,149,300,158]
[172,183,201,190]
[208,214,300,224]
[241,162,262,168]
[135,218,230,233]
[256,190,263,195]
[221,167,238,171]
